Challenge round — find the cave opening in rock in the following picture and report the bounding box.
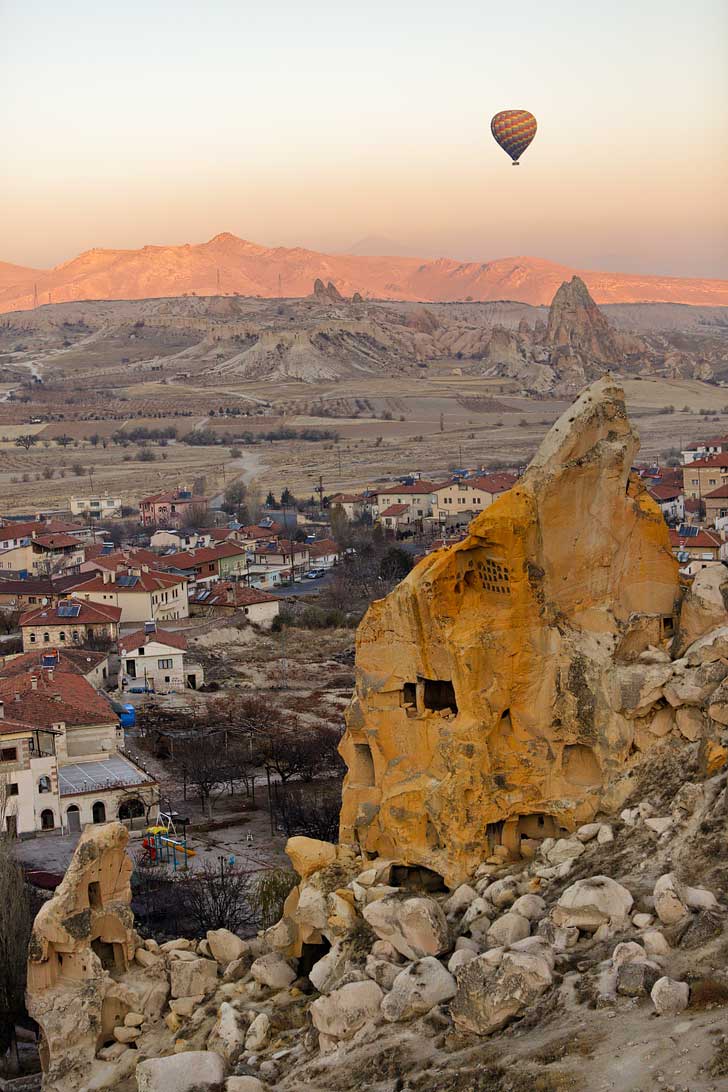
[350,742,375,787]
[88,881,102,910]
[299,937,331,982]
[390,864,447,892]
[562,743,601,787]
[421,678,457,714]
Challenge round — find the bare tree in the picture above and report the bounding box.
[14,435,37,452]
[177,860,255,935]
[172,736,229,818]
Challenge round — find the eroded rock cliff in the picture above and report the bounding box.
[339,377,682,885]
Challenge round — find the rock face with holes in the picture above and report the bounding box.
[26,822,141,1091]
[339,378,683,885]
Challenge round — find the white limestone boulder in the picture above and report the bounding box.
[363,896,450,960]
[381,957,456,1022]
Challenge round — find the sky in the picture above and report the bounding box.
[2,0,727,277]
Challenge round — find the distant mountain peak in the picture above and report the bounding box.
[0,236,726,314]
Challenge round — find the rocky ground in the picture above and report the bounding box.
[25,731,728,1092]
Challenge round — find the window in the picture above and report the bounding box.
[72,630,79,642]
[29,632,36,644]
[38,775,52,793]
[8,783,18,796]
[43,632,50,643]
[59,631,66,642]
[158,658,173,669]
[1,748,18,762]
[40,809,55,830]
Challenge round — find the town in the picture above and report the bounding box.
[0,426,726,852]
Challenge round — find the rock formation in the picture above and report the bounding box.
[545,276,624,363]
[311,278,344,303]
[339,377,685,885]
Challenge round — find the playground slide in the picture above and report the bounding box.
[160,836,196,857]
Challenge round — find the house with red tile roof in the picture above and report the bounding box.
[668,527,724,565]
[68,566,189,623]
[155,541,248,583]
[682,454,728,500]
[704,483,728,527]
[0,665,157,836]
[19,599,121,652]
[0,531,85,578]
[0,647,111,689]
[118,625,201,693]
[0,575,80,612]
[189,581,280,626]
[138,489,208,528]
[430,473,517,524]
[647,484,684,524]
[371,481,439,520]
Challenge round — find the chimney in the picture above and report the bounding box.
[14,692,20,702]
[47,668,54,681]
[102,570,111,585]
[31,675,38,690]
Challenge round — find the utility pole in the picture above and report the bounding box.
[216,268,221,294]
[316,474,324,509]
[277,273,282,296]
[33,283,38,308]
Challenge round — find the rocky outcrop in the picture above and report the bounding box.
[311,278,345,303]
[339,377,685,885]
[545,276,623,362]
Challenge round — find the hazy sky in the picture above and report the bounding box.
[2,0,727,276]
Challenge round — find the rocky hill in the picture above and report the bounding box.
[2,232,728,314]
[2,279,726,395]
[24,380,728,1092]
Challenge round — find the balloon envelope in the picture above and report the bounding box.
[491,110,537,163]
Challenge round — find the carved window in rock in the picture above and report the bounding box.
[422,678,458,715]
[458,557,511,596]
[350,742,375,787]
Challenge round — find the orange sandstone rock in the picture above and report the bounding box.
[339,378,680,885]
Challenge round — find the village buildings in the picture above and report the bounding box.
[69,567,189,623]
[19,599,121,652]
[138,489,208,528]
[119,626,202,693]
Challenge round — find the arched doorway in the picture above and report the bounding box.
[66,805,81,833]
[40,809,55,830]
[118,798,144,822]
[92,801,106,824]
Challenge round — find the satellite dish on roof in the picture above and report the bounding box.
[41,598,48,606]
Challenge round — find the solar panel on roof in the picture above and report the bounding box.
[57,601,81,617]
[117,575,138,587]
[198,590,210,600]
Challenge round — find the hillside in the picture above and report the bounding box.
[2,233,728,314]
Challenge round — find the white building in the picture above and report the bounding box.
[119,626,203,693]
[69,495,122,519]
[69,567,189,623]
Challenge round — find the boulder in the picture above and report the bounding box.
[678,565,728,651]
[642,930,671,957]
[511,894,547,921]
[363,896,450,960]
[448,949,478,973]
[486,911,530,947]
[684,885,718,911]
[480,878,518,908]
[616,959,661,997]
[381,957,456,1021]
[309,944,350,994]
[310,980,384,1041]
[208,1002,245,1064]
[250,953,297,990]
[225,1080,266,1092]
[546,839,586,866]
[207,929,247,966]
[136,1052,226,1092]
[169,957,219,1000]
[611,941,647,969]
[551,876,633,932]
[444,884,478,914]
[644,817,673,835]
[244,1012,270,1052]
[365,954,402,991]
[451,948,553,1035]
[575,823,602,842]
[651,976,690,1015]
[286,836,337,878]
[654,874,688,924]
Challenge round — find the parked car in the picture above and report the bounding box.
[303,568,327,579]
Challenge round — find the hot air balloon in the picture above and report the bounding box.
[490,110,537,165]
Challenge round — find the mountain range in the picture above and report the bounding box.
[1,233,727,315]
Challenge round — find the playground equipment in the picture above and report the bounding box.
[141,823,195,872]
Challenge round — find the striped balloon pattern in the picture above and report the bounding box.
[490,110,537,164]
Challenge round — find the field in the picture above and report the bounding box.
[0,295,726,513]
